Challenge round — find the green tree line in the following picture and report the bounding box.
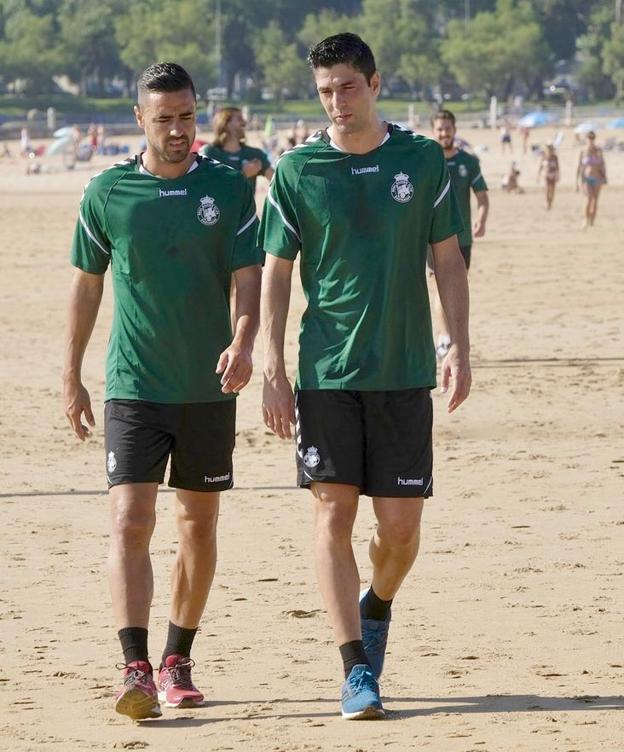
[1,0,623,102]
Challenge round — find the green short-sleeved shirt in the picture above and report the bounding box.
[199,143,271,193]
[446,148,487,247]
[71,154,262,403]
[259,124,463,391]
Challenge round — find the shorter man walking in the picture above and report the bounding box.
[64,62,262,720]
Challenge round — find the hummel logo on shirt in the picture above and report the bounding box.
[159,188,188,197]
[351,165,380,175]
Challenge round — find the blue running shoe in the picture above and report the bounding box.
[341,664,384,720]
[360,588,391,680]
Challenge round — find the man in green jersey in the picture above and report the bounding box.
[63,63,262,720]
[430,109,489,358]
[200,106,274,194]
[259,34,471,720]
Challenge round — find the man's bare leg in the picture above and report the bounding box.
[169,490,220,628]
[369,497,424,600]
[108,482,159,630]
[312,483,360,646]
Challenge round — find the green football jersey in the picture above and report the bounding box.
[259,124,463,391]
[199,143,271,193]
[446,148,487,247]
[71,154,262,403]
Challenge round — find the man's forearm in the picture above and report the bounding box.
[231,265,261,350]
[434,251,470,351]
[63,270,104,381]
[261,258,293,380]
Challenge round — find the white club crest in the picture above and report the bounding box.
[107,451,117,473]
[391,171,414,203]
[303,446,321,468]
[458,163,468,178]
[197,195,220,226]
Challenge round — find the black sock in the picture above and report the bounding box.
[361,587,393,621]
[162,622,198,666]
[339,640,371,678]
[118,627,149,666]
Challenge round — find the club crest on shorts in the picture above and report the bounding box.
[107,451,117,473]
[391,171,414,203]
[458,163,468,178]
[197,195,220,226]
[303,446,321,468]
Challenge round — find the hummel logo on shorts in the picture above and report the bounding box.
[397,476,423,486]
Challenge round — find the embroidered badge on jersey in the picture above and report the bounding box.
[391,171,414,203]
[197,195,220,226]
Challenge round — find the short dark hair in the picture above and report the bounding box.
[307,33,376,84]
[431,109,456,127]
[137,62,196,102]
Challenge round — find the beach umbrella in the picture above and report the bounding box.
[574,121,599,134]
[53,126,73,138]
[518,111,555,128]
[606,117,624,129]
[46,135,73,155]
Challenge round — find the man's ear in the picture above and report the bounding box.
[134,105,144,130]
[370,71,381,97]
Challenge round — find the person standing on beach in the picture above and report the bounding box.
[63,62,262,720]
[200,107,274,194]
[429,109,488,357]
[260,33,470,720]
[576,130,607,228]
[537,142,559,210]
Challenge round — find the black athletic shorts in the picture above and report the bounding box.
[427,244,472,271]
[294,389,433,498]
[104,399,236,491]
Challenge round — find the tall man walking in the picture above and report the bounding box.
[259,34,471,720]
[63,63,262,720]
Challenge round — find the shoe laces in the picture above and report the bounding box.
[115,662,151,687]
[165,658,195,688]
[347,666,376,694]
[363,623,388,654]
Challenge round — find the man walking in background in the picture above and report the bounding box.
[200,106,274,194]
[260,34,471,719]
[63,62,262,720]
[430,109,488,357]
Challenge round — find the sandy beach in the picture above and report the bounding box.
[1,122,623,751]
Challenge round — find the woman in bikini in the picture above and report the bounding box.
[576,131,607,228]
[537,142,560,210]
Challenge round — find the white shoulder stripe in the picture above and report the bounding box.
[471,172,483,185]
[267,188,300,242]
[79,211,110,256]
[433,179,451,209]
[237,212,257,236]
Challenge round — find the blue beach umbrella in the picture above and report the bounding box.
[518,111,555,128]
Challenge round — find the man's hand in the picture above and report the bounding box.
[216,342,253,394]
[472,218,486,237]
[440,344,472,413]
[262,374,295,439]
[242,158,262,178]
[64,378,95,440]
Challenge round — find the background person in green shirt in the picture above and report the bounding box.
[430,109,489,358]
[200,106,274,194]
[63,63,262,721]
[260,33,471,720]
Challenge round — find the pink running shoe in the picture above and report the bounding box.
[115,660,162,720]
[158,654,204,708]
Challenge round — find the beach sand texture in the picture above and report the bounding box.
[0,125,623,750]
